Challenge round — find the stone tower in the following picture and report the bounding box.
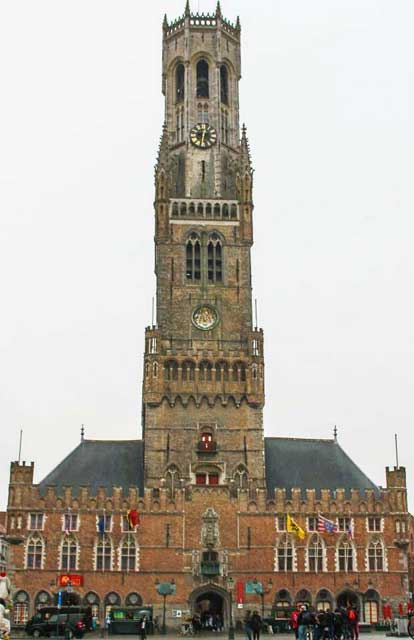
[142,2,265,492]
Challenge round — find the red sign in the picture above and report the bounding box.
[237,581,244,606]
[59,574,83,587]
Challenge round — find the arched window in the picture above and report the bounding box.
[166,466,180,496]
[215,361,229,382]
[126,592,143,607]
[199,432,216,452]
[182,361,195,381]
[337,538,354,572]
[231,204,237,218]
[61,536,78,571]
[120,536,137,571]
[197,103,209,124]
[208,234,223,282]
[222,204,229,218]
[220,65,229,104]
[221,109,229,144]
[308,534,324,572]
[234,465,248,489]
[367,540,384,571]
[13,591,30,625]
[95,535,112,571]
[199,361,213,382]
[83,592,100,621]
[175,64,185,102]
[26,534,44,569]
[164,360,178,382]
[206,203,212,217]
[186,233,201,280]
[196,59,209,98]
[35,591,52,609]
[277,534,294,571]
[172,202,179,216]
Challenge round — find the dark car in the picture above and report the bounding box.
[26,612,86,638]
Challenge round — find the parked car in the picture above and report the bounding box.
[26,612,86,638]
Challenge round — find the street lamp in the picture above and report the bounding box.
[227,577,235,640]
[155,579,176,634]
[252,578,273,618]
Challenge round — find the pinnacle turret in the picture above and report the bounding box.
[216,1,222,18]
[155,122,169,176]
[240,123,253,174]
[184,0,191,18]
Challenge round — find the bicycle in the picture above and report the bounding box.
[407,612,414,640]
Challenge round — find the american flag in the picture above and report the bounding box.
[317,513,338,534]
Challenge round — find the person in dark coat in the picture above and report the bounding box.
[250,611,262,640]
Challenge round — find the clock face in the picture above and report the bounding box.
[190,123,217,149]
[192,305,219,331]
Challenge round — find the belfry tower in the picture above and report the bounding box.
[142,2,265,491]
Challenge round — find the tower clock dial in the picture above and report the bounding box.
[192,305,219,331]
[190,123,217,149]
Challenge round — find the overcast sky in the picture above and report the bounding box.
[1,0,413,511]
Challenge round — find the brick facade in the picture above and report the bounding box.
[5,3,412,631]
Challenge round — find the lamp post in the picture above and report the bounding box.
[252,578,273,618]
[155,579,176,634]
[227,576,235,640]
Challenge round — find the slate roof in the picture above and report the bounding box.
[38,436,379,499]
[264,437,380,497]
[38,439,144,496]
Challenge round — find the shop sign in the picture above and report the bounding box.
[59,574,83,587]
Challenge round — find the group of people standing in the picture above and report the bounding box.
[291,604,359,640]
[245,610,263,640]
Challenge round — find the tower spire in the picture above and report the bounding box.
[184,0,191,18]
[216,1,222,18]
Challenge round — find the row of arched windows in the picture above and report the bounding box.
[163,360,255,382]
[175,61,229,104]
[274,534,387,572]
[171,201,238,219]
[11,591,144,626]
[24,534,140,572]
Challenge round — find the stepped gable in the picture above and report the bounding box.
[38,439,144,496]
[265,436,380,497]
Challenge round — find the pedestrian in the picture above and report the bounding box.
[297,605,315,640]
[347,606,359,640]
[333,608,343,640]
[139,615,147,640]
[250,611,262,640]
[244,609,252,640]
[291,605,301,639]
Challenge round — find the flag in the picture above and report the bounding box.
[127,509,140,529]
[287,513,305,539]
[317,513,338,534]
[98,515,105,535]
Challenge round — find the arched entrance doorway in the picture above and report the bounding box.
[189,586,227,631]
[337,590,360,610]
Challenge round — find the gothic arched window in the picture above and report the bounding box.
[164,360,178,382]
[120,536,137,571]
[277,535,294,571]
[95,535,112,571]
[26,535,44,569]
[234,465,248,489]
[220,65,229,104]
[208,233,223,282]
[182,360,195,382]
[308,534,324,572]
[199,361,213,381]
[196,59,209,98]
[186,233,201,280]
[368,540,384,571]
[61,536,78,571]
[176,64,185,102]
[166,466,180,496]
[337,538,354,572]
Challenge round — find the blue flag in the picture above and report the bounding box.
[98,515,105,534]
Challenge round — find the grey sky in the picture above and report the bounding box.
[1,0,413,510]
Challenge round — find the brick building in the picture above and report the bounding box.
[6,2,412,631]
